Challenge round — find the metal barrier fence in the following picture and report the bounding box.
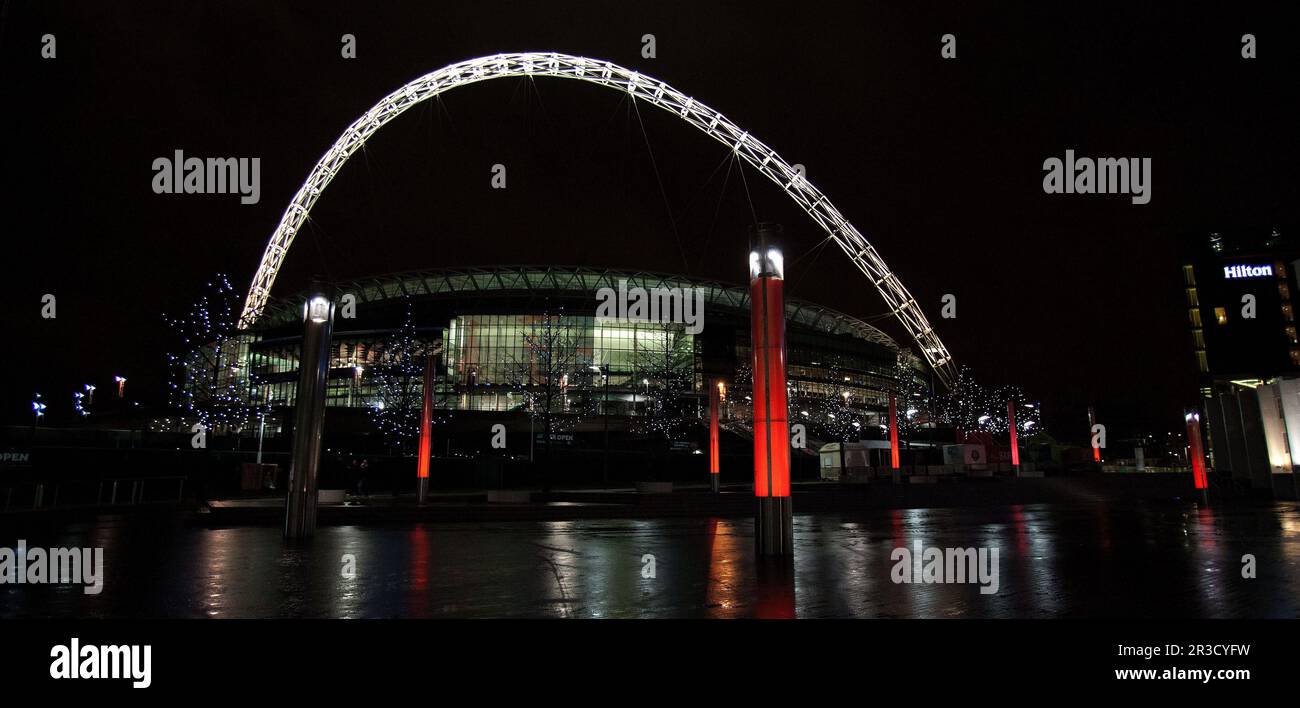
[1,476,186,513]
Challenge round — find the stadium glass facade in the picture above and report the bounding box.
[234,267,917,433]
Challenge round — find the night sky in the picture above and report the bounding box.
[2,2,1296,441]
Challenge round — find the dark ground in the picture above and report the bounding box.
[2,500,1297,618]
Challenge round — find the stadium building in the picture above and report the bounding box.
[226,266,924,465]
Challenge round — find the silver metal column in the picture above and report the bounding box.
[755,496,794,556]
[284,288,335,539]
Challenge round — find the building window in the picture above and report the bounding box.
[1192,329,1205,349]
[1185,288,1199,307]
[1291,349,1300,366]
[1285,304,1296,322]
[1189,309,1202,327]
[1276,261,1287,279]
[1288,326,1298,345]
[1196,351,1209,373]
[1215,307,1228,325]
[1182,264,1197,286]
[1280,282,1292,300]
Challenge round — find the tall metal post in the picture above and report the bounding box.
[416,351,436,504]
[749,223,792,555]
[284,288,335,539]
[255,385,267,466]
[1088,406,1101,463]
[602,365,610,486]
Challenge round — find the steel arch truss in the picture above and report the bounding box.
[238,52,956,387]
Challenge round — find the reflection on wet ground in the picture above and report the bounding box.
[2,502,1298,618]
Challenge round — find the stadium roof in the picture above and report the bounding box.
[257,266,905,353]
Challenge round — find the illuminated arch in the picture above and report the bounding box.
[239,52,955,386]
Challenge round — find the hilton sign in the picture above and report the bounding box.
[1223,264,1274,279]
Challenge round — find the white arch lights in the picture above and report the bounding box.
[238,52,956,387]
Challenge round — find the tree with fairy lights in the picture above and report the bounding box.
[629,322,695,439]
[892,353,932,443]
[936,366,1043,440]
[507,307,590,463]
[991,384,1043,438]
[938,365,989,433]
[814,357,862,443]
[728,356,754,435]
[164,274,266,437]
[368,302,438,454]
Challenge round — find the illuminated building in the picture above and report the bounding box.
[224,266,921,466]
[1181,229,1300,497]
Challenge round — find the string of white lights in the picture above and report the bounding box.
[237,52,956,387]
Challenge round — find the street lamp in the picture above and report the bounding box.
[84,384,95,405]
[285,287,335,539]
[256,384,269,466]
[307,295,330,323]
[114,376,126,399]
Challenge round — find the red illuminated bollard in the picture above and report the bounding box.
[889,392,900,471]
[749,223,792,555]
[1008,400,1020,472]
[1185,409,1208,504]
[416,352,435,504]
[709,379,722,493]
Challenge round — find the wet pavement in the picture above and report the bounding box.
[2,501,1299,618]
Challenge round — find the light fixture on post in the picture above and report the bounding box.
[748,222,792,556]
[285,285,335,539]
